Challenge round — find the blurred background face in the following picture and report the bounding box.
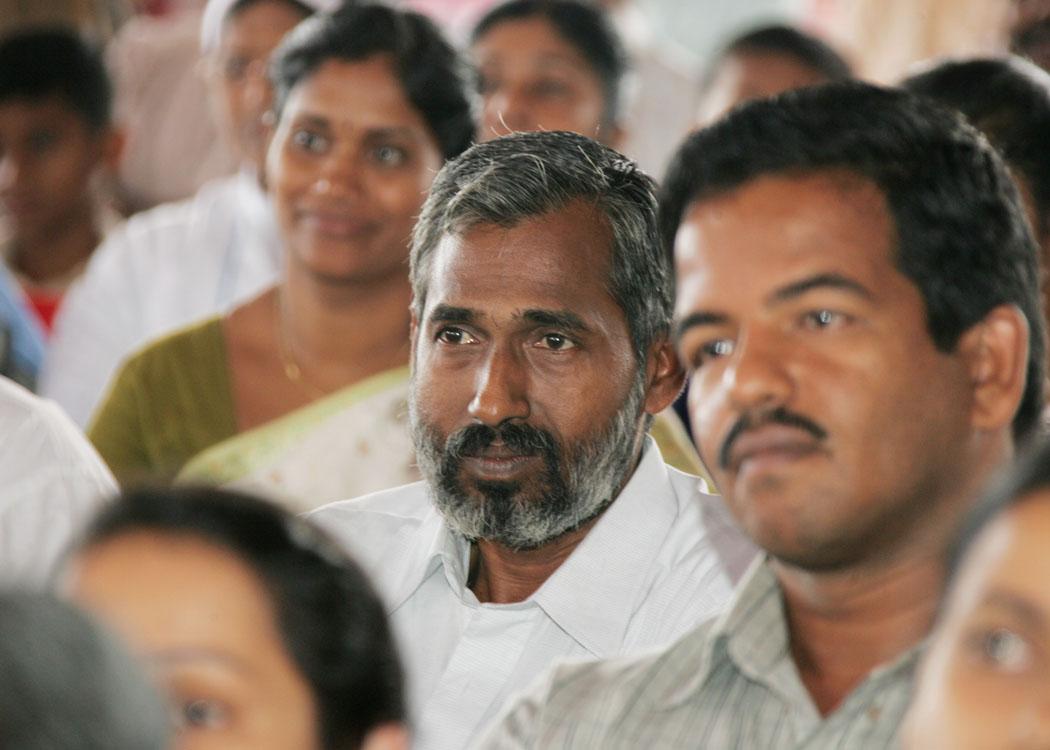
[66,532,320,750]
[473,16,614,144]
[206,0,307,169]
[903,491,1050,750]
[696,50,831,125]
[266,54,442,284]
[0,96,109,242]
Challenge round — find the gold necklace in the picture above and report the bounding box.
[274,292,327,400]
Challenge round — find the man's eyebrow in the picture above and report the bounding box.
[674,312,728,344]
[522,309,589,333]
[427,305,475,324]
[147,647,251,674]
[769,273,875,304]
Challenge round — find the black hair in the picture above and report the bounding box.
[707,23,852,86]
[903,56,1050,241]
[0,26,112,131]
[946,438,1050,589]
[74,486,405,750]
[271,2,474,160]
[471,0,628,126]
[0,592,169,750]
[661,82,1045,442]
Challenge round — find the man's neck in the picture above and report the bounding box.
[469,517,601,604]
[774,553,941,717]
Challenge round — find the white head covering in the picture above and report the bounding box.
[199,0,342,54]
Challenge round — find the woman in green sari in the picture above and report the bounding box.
[89,3,475,509]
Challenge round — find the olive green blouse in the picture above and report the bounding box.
[88,317,236,486]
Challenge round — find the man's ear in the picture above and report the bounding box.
[958,303,1031,431]
[643,337,686,415]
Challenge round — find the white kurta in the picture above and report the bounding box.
[40,172,282,427]
[0,377,116,588]
[308,439,755,750]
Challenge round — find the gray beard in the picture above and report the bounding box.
[410,380,646,551]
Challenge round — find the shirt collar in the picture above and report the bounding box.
[530,438,681,656]
[391,438,681,657]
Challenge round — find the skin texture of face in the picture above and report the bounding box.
[473,16,617,145]
[411,200,675,549]
[902,491,1050,750]
[65,532,320,750]
[207,0,306,168]
[696,50,833,126]
[674,172,979,572]
[266,55,443,286]
[0,96,111,243]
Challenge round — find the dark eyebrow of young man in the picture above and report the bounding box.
[673,272,875,346]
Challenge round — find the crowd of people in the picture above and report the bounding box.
[2,0,1050,748]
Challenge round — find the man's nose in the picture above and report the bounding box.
[468,345,530,426]
[722,327,794,414]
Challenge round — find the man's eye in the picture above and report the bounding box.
[977,627,1034,672]
[172,698,230,732]
[436,327,475,345]
[802,309,849,329]
[373,144,407,166]
[291,129,328,154]
[536,333,575,351]
[690,338,733,369]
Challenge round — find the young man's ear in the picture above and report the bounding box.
[958,303,1031,432]
[643,337,686,416]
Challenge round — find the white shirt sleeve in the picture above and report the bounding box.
[0,379,116,588]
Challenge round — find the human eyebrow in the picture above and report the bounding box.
[980,589,1047,632]
[427,305,476,325]
[290,114,331,130]
[674,311,729,345]
[521,309,589,333]
[148,647,252,674]
[768,273,875,304]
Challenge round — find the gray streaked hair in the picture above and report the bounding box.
[410,130,673,364]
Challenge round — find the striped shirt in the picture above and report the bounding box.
[477,559,920,749]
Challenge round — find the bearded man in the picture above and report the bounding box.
[308,130,753,750]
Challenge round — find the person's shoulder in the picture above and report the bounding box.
[0,377,113,480]
[479,617,721,748]
[111,316,225,401]
[307,481,432,533]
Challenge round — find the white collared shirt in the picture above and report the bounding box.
[308,440,755,750]
[40,171,282,427]
[0,377,116,589]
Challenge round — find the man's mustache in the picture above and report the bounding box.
[718,407,828,470]
[444,422,558,460]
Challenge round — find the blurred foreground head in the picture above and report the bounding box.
[64,486,407,750]
[903,439,1050,749]
[0,591,169,750]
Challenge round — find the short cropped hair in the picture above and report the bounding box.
[471,0,628,127]
[74,486,405,750]
[661,82,1045,441]
[271,2,474,160]
[412,130,670,365]
[707,23,852,86]
[0,26,112,131]
[0,592,169,750]
[903,56,1050,241]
